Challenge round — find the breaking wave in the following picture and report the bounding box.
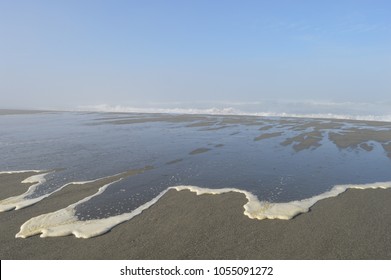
[78,103,391,122]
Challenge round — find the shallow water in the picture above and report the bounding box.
[1,111,391,237]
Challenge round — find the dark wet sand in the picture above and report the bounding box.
[0,172,40,199]
[254,132,283,141]
[2,113,391,259]
[90,113,391,156]
[189,148,211,155]
[0,109,51,115]
[166,159,184,165]
[1,173,391,259]
[281,131,323,152]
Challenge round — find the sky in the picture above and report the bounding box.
[0,0,390,114]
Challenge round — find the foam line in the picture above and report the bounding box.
[16,178,171,238]
[0,172,51,212]
[78,104,391,122]
[174,182,391,219]
[0,172,105,212]
[0,170,44,175]
[16,181,391,239]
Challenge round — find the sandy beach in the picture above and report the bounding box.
[2,0,391,269]
[2,110,391,259]
[1,172,390,259]
[0,109,51,115]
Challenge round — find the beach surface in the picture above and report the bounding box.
[1,172,390,259]
[0,109,51,115]
[2,110,391,259]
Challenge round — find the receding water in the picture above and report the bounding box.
[1,111,391,237]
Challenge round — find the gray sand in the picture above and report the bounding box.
[258,125,274,131]
[166,159,184,165]
[186,121,216,127]
[0,172,41,200]
[92,112,391,158]
[0,172,391,259]
[382,143,391,158]
[291,121,344,131]
[280,131,323,152]
[254,132,283,141]
[360,143,374,152]
[2,113,391,259]
[329,129,391,149]
[0,109,51,115]
[200,125,231,131]
[189,148,211,155]
[90,113,391,157]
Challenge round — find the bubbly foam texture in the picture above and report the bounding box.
[16,179,170,238]
[174,183,391,219]
[78,104,391,122]
[0,171,104,212]
[0,172,51,212]
[254,112,391,122]
[16,181,391,239]
[79,104,241,116]
[0,170,43,175]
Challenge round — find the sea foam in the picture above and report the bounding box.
[16,181,391,239]
[78,104,391,122]
[0,171,103,212]
[0,171,51,212]
[16,178,170,238]
[0,170,43,175]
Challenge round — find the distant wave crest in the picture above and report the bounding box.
[78,104,391,122]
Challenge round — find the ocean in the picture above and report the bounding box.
[1,110,391,238]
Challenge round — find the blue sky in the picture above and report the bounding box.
[1,0,390,111]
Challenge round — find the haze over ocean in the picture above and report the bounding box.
[1,0,390,114]
[1,1,391,260]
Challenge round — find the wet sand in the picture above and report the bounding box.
[1,173,391,259]
[0,109,51,115]
[281,131,323,152]
[90,113,391,156]
[2,113,391,259]
[329,129,391,149]
[0,172,40,199]
[189,148,211,155]
[254,132,283,141]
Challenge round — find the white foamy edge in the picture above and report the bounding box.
[0,171,51,212]
[0,171,105,212]
[78,104,391,122]
[16,181,391,239]
[0,170,43,175]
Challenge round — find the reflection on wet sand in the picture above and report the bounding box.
[281,131,323,152]
[189,148,211,155]
[254,132,283,141]
[90,113,391,157]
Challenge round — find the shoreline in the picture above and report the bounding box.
[0,109,53,115]
[6,169,391,239]
[2,112,391,259]
[1,173,391,259]
[1,108,391,125]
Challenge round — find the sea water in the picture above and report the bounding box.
[1,111,391,238]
